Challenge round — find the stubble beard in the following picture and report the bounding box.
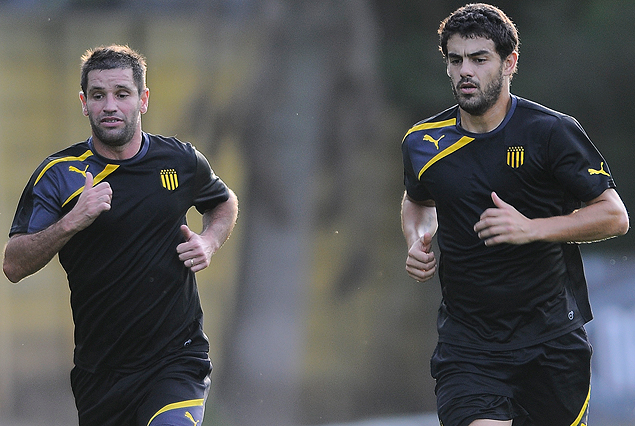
[451,66,504,116]
[89,113,139,148]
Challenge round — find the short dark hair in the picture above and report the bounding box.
[80,44,147,95]
[438,3,519,61]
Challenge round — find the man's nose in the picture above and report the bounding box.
[103,94,118,112]
[460,61,474,77]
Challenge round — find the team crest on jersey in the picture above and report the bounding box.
[506,146,524,168]
[160,169,179,190]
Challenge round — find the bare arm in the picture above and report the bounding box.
[177,188,239,272]
[474,188,629,246]
[3,172,112,283]
[401,192,438,282]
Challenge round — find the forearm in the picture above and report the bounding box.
[3,216,77,283]
[200,189,239,254]
[534,189,629,243]
[401,192,438,247]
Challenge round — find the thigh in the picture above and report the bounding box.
[431,343,527,426]
[71,367,141,426]
[71,351,212,426]
[438,394,523,426]
[514,328,592,426]
[139,351,213,426]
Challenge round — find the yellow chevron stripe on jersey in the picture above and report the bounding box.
[34,150,93,185]
[62,164,119,207]
[402,118,457,142]
[418,136,475,179]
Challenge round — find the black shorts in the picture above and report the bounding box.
[71,344,212,426]
[430,327,592,426]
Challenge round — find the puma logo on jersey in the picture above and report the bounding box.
[185,411,200,426]
[69,165,89,177]
[423,134,444,150]
[588,162,610,177]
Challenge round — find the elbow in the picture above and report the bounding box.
[616,210,630,236]
[607,205,630,238]
[3,249,24,283]
[3,262,22,283]
[603,191,630,238]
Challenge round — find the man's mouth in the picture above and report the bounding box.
[101,117,122,126]
[458,81,478,95]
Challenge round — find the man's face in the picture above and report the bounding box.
[446,35,506,116]
[80,68,148,148]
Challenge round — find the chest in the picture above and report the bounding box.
[411,130,562,218]
[57,156,195,231]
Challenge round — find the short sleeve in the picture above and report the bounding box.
[192,149,230,214]
[402,135,433,202]
[9,164,64,236]
[548,115,615,203]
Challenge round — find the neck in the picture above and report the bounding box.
[460,92,512,134]
[92,130,143,160]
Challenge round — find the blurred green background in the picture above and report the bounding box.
[0,1,633,425]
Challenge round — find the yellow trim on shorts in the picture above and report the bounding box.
[570,386,591,426]
[146,398,204,426]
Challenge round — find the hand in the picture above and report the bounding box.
[474,192,535,246]
[177,225,212,273]
[65,172,112,231]
[405,232,437,282]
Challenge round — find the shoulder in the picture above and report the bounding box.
[42,140,92,163]
[513,97,581,129]
[144,133,202,167]
[146,133,195,153]
[31,140,92,183]
[402,105,459,145]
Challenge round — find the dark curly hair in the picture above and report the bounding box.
[438,3,519,61]
[80,44,147,96]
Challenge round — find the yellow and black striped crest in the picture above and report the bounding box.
[160,169,179,190]
[506,146,524,168]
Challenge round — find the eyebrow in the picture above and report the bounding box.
[447,49,493,59]
[88,84,134,93]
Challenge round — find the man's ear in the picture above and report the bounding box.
[140,88,149,114]
[504,51,519,77]
[79,91,88,116]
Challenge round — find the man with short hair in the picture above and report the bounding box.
[401,4,629,425]
[3,44,238,426]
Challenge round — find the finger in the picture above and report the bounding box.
[407,264,437,282]
[421,232,433,250]
[482,234,504,246]
[406,253,434,269]
[406,248,437,271]
[180,224,193,241]
[491,191,509,209]
[474,216,492,233]
[85,171,94,189]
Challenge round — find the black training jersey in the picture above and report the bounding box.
[402,96,615,350]
[10,133,230,373]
